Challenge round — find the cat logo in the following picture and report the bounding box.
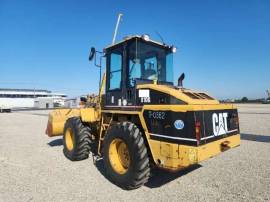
[212,112,228,136]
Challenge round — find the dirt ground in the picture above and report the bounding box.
[0,104,269,202]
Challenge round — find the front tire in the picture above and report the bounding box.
[63,117,91,161]
[103,122,150,190]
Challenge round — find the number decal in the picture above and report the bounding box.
[148,111,166,120]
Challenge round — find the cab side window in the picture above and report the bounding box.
[109,53,122,90]
[143,57,157,80]
[129,60,141,87]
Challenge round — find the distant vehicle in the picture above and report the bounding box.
[0,105,11,113]
[263,90,270,104]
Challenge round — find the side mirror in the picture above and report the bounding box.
[89,47,96,61]
[178,73,185,87]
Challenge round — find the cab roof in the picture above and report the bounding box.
[104,35,172,51]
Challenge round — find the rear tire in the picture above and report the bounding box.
[63,117,91,161]
[103,122,151,190]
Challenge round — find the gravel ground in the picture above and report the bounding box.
[0,104,269,202]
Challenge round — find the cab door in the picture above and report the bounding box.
[105,47,123,107]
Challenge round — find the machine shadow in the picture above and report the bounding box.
[241,133,270,143]
[94,158,120,187]
[145,164,202,188]
[94,158,202,189]
[47,138,63,147]
[94,158,106,175]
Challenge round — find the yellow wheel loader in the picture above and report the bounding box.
[46,35,240,189]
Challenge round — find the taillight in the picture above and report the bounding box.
[195,121,201,145]
[235,116,239,126]
[231,113,239,131]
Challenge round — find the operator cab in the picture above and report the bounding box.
[104,35,176,108]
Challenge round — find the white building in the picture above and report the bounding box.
[64,97,81,108]
[34,97,54,109]
[0,88,67,109]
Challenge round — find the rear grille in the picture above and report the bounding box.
[183,92,214,100]
[195,109,239,145]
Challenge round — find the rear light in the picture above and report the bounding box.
[235,116,239,125]
[195,121,201,145]
[231,113,240,131]
[235,116,240,132]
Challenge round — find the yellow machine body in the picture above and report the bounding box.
[46,81,240,171]
[46,107,99,137]
[147,133,240,171]
[46,35,240,173]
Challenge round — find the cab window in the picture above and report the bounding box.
[109,53,122,90]
[128,39,173,87]
[129,59,141,87]
[143,57,157,80]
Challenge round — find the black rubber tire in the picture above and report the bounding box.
[103,121,151,190]
[63,117,91,161]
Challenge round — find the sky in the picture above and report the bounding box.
[0,0,269,99]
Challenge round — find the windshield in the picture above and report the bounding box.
[128,40,173,87]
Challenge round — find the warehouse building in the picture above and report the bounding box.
[0,88,66,109]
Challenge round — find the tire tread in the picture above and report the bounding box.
[63,117,91,161]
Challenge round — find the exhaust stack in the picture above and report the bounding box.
[178,73,185,87]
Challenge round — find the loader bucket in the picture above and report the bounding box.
[46,109,80,137]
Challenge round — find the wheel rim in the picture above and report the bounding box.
[109,138,130,174]
[65,128,74,151]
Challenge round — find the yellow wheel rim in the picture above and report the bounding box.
[109,138,130,174]
[65,128,74,151]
